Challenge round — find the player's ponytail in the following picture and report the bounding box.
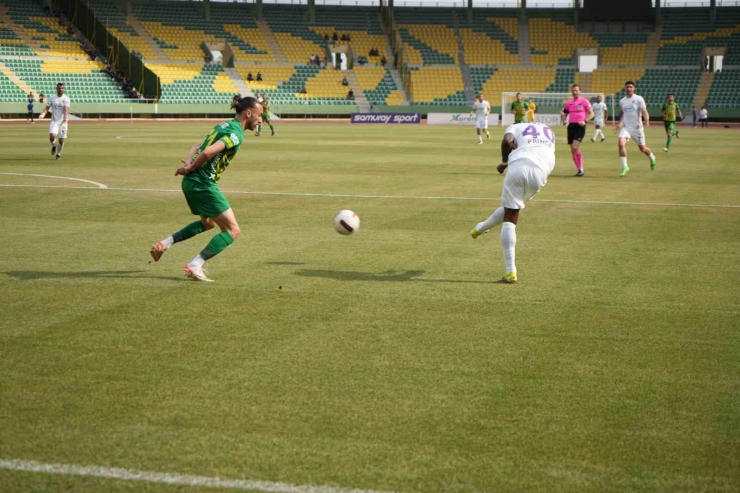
[234,96,259,114]
[231,94,241,110]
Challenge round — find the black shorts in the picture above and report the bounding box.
[567,123,586,144]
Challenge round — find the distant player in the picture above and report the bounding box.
[616,81,656,177]
[510,93,528,124]
[471,93,491,144]
[526,99,537,123]
[661,93,683,152]
[26,92,34,124]
[149,97,263,282]
[591,95,607,142]
[561,84,593,177]
[38,82,69,160]
[470,122,556,284]
[260,92,275,136]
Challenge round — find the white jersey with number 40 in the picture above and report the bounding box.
[505,123,556,174]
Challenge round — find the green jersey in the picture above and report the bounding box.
[662,102,681,122]
[511,101,529,121]
[190,119,244,184]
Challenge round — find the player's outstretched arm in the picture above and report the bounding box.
[176,140,226,176]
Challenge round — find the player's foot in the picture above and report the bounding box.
[590,138,595,142]
[184,264,213,282]
[478,141,483,145]
[675,131,679,138]
[575,170,584,177]
[663,147,668,153]
[271,131,275,136]
[620,167,630,177]
[254,133,260,137]
[501,272,517,284]
[31,121,35,125]
[650,159,657,171]
[55,154,61,160]
[601,137,605,142]
[486,133,490,140]
[149,242,167,262]
[51,145,56,155]
[470,227,488,239]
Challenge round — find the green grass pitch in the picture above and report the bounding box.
[0,122,738,493]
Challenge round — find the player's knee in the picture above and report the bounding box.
[228,225,241,240]
[201,218,216,230]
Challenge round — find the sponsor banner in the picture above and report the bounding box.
[427,113,500,126]
[502,114,563,126]
[350,113,422,124]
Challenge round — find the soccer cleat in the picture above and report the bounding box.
[575,170,584,177]
[601,138,606,142]
[149,242,166,262]
[55,154,61,161]
[184,264,214,282]
[478,141,483,145]
[675,130,680,138]
[650,159,657,171]
[501,272,517,284]
[51,145,56,155]
[486,133,491,140]
[470,227,488,239]
[663,147,669,153]
[620,167,630,177]
[271,130,275,136]
[590,138,595,142]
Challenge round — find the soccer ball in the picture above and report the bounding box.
[333,210,360,235]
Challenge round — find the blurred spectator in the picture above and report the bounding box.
[341,76,349,86]
[357,56,367,66]
[247,72,254,82]
[341,33,350,41]
[347,89,354,98]
[300,84,307,94]
[380,56,387,66]
[39,93,45,104]
[332,32,338,41]
[256,72,262,81]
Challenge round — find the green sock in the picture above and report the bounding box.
[666,136,672,148]
[258,124,262,133]
[269,124,274,133]
[172,220,206,243]
[201,231,234,260]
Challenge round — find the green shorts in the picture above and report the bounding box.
[182,177,231,218]
[664,121,676,132]
[514,119,526,124]
[262,113,271,123]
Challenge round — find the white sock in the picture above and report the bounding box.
[592,129,599,140]
[478,134,482,143]
[648,153,655,161]
[501,222,517,274]
[476,207,504,233]
[620,156,628,169]
[56,142,64,156]
[188,254,205,269]
[160,236,175,249]
[598,130,604,139]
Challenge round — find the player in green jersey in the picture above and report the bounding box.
[661,93,683,153]
[510,93,529,124]
[149,96,263,282]
[255,92,275,137]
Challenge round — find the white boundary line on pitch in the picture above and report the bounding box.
[0,459,399,493]
[0,183,738,209]
[0,172,108,189]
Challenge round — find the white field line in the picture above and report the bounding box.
[0,459,399,493]
[0,182,738,209]
[0,172,108,189]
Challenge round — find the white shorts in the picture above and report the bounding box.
[594,117,604,127]
[475,116,488,129]
[49,121,68,139]
[501,162,548,210]
[619,127,645,146]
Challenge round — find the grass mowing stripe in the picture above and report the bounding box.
[0,459,400,493]
[0,184,739,209]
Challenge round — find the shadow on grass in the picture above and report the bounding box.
[294,269,497,284]
[2,270,183,281]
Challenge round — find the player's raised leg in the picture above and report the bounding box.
[618,135,630,177]
[471,206,503,238]
[151,216,215,262]
[185,208,241,282]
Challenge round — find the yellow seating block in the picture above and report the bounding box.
[600,44,646,66]
[223,25,275,63]
[212,72,238,94]
[480,68,557,99]
[401,25,458,63]
[310,28,388,64]
[235,65,296,91]
[460,28,518,65]
[591,68,645,98]
[353,66,386,92]
[299,69,348,98]
[146,63,204,84]
[530,19,597,66]
[386,89,404,106]
[273,32,323,63]
[26,17,88,58]
[108,28,158,60]
[41,60,105,73]
[142,22,225,61]
[490,17,519,40]
[659,26,740,47]
[410,66,463,103]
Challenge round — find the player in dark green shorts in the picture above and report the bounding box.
[510,92,529,124]
[149,96,263,282]
[255,92,275,137]
[661,93,683,153]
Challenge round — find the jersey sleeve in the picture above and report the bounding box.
[218,130,242,151]
[504,125,517,137]
[585,99,592,110]
[63,97,70,108]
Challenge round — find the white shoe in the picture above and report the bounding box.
[662,148,668,153]
[184,264,214,282]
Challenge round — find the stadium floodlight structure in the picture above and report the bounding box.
[500,92,611,126]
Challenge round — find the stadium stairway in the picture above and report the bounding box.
[577,71,593,93]
[453,16,476,102]
[0,60,32,93]
[346,69,370,111]
[518,17,531,65]
[127,15,169,60]
[693,71,714,107]
[0,6,43,56]
[644,15,663,66]
[257,19,287,63]
[224,67,254,97]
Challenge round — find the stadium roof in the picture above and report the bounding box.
[187,0,733,8]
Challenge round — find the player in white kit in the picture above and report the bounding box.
[38,83,70,161]
[470,94,491,144]
[591,95,608,142]
[469,122,556,284]
[616,81,656,177]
